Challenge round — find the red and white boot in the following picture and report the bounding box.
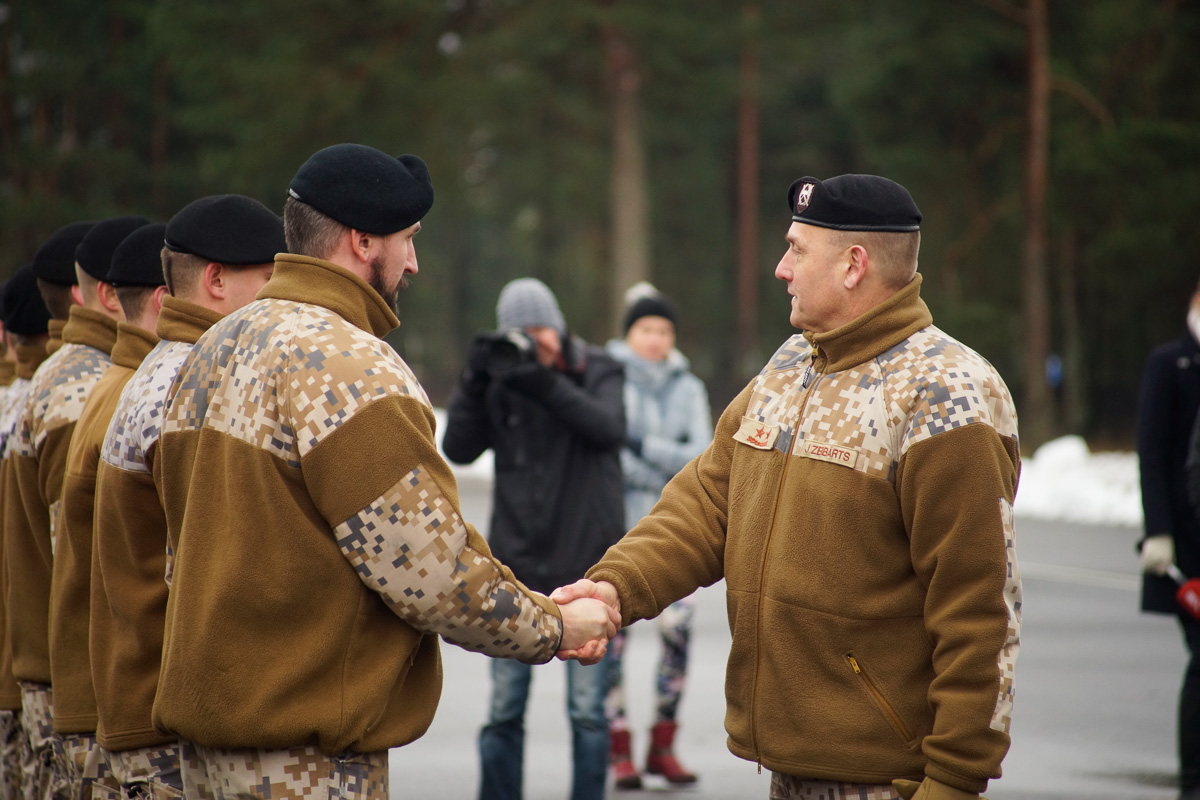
[645,721,698,784]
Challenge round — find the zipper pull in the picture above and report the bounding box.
[847,654,861,674]
[801,345,819,388]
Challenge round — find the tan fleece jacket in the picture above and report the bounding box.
[588,277,1021,794]
[154,255,564,755]
[49,324,157,734]
[91,297,223,751]
[5,307,117,685]
[0,342,51,710]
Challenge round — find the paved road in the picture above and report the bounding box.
[389,474,1186,799]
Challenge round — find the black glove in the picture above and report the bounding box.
[462,334,494,397]
[499,361,557,398]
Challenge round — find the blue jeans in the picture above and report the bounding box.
[478,657,608,800]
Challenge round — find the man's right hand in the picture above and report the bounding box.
[1141,534,1175,576]
[555,597,619,665]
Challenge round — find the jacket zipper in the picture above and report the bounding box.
[749,343,821,770]
[847,654,914,743]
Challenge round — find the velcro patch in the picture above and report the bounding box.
[733,417,779,450]
[797,438,859,469]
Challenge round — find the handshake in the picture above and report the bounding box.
[548,579,621,665]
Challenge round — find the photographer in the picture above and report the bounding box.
[443,277,626,800]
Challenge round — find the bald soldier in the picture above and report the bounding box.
[90,195,283,798]
[558,175,1021,800]
[153,144,616,799]
[7,216,147,800]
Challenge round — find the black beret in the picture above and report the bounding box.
[76,216,152,281]
[288,144,434,235]
[165,195,286,265]
[624,294,678,334]
[108,223,168,288]
[33,221,96,285]
[787,174,921,233]
[3,263,53,335]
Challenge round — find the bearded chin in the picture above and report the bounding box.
[368,257,404,312]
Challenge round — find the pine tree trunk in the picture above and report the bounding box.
[736,1,762,376]
[1021,0,1053,449]
[603,12,650,334]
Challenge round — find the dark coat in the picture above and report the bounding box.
[442,335,626,594]
[1137,328,1200,614]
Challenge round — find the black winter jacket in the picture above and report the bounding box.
[443,335,626,594]
[1137,329,1200,614]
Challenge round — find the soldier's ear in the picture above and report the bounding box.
[202,262,227,300]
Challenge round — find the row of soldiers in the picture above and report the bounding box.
[0,143,616,799]
[0,198,286,799]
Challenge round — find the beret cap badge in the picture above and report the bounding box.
[795,182,815,214]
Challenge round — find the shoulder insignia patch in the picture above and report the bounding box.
[733,417,779,450]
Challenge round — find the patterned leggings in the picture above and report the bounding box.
[603,594,695,729]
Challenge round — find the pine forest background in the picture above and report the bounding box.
[2,0,1198,451]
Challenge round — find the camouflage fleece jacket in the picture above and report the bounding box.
[91,296,223,752]
[50,323,157,735]
[588,276,1021,794]
[5,306,117,686]
[153,254,564,755]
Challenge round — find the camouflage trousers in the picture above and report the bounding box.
[181,741,389,799]
[94,743,183,799]
[55,730,118,800]
[604,594,696,728]
[19,682,70,800]
[770,773,900,800]
[0,708,32,800]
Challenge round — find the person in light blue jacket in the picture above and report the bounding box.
[603,286,712,789]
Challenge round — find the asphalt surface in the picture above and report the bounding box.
[389,474,1186,799]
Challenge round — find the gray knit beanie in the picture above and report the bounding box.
[496,278,566,336]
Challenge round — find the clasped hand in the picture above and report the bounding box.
[550,579,621,665]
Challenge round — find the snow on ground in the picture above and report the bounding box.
[1014,435,1142,528]
[434,404,1143,529]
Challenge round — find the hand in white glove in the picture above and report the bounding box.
[1141,534,1175,576]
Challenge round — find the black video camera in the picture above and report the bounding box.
[481,330,537,376]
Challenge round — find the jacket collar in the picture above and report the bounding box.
[62,306,120,357]
[155,296,225,345]
[15,341,49,380]
[46,319,66,355]
[111,323,159,370]
[257,254,399,339]
[805,274,932,374]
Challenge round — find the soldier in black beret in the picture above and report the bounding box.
[74,216,152,327]
[32,221,94,340]
[560,173,1022,800]
[89,198,283,800]
[153,145,615,799]
[0,264,52,800]
[6,216,148,800]
[161,195,284,315]
[108,222,169,331]
[283,142,434,311]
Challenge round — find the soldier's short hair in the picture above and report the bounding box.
[161,247,209,298]
[115,286,157,322]
[36,278,75,321]
[284,196,349,261]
